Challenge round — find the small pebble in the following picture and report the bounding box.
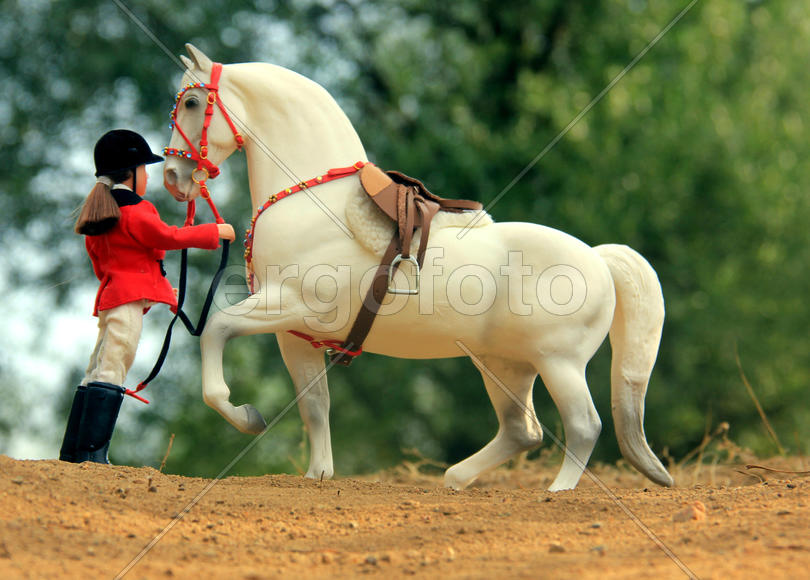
[673,501,707,522]
[549,542,565,553]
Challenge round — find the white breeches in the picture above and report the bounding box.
[82,300,151,386]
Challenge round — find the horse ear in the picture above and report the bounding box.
[185,43,213,73]
[180,55,194,71]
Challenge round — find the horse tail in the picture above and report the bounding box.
[595,244,674,487]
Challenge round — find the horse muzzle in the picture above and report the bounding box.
[163,166,193,201]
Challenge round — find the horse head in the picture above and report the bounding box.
[163,44,246,202]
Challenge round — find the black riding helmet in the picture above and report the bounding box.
[94,129,163,177]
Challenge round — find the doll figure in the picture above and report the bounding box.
[59,129,235,464]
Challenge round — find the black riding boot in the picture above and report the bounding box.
[76,381,125,464]
[59,385,87,462]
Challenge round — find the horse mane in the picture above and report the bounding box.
[221,62,355,125]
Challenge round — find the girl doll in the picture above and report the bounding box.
[59,129,235,464]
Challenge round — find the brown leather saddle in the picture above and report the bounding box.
[331,164,482,366]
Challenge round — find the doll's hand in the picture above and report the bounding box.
[173,287,179,297]
[217,223,236,241]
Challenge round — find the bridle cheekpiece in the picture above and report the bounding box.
[163,62,244,224]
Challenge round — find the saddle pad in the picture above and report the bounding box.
[347,171,494,256]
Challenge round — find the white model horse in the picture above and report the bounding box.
[163,44,673,491]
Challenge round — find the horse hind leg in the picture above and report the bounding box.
[444,356,541,490]
[535,357,602,491]
[277,332,334,480]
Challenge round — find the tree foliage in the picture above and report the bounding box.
[1,0,808,476]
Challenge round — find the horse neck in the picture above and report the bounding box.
[230,63,367,210]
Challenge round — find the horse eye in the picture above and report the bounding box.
[185,97,199,109]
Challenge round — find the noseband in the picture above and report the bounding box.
[164,61,244,225]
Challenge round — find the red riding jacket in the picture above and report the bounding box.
[86,188,220,316]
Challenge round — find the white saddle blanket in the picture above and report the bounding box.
[345,190,494,256]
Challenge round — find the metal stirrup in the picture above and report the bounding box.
[387,254,420,295]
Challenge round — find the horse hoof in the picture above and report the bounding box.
[238,404,267,434]
[443,468,471,490]
[305,467,334,480]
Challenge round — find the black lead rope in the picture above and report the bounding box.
[134,240,230,397]
[177,239,231,337]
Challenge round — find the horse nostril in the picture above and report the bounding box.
[165,167,177,186]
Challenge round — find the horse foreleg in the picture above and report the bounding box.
[199,298,288,435]
[444,356,541,490]
[276,333,334,480]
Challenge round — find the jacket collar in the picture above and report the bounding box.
[111,188,142,207]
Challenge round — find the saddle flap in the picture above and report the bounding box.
[360,164,399,221]
[359,163,393,197]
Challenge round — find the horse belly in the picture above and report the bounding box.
[362,223,615,361]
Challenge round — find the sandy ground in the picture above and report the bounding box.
[1,453,808,579]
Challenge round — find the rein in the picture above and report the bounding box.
[131,161,367,402]
[130,61,242,403]
[131,61,369,402]
[129,239,230,403]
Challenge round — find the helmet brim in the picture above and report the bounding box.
[144,152,164,165]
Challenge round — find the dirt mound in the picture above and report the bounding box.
[1,455,808,579]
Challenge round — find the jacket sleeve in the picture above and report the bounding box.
[85,237,104,281]
[127,201,220,251]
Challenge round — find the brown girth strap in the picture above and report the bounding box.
[330,166,482,366]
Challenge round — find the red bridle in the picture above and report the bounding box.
[164,62,244,225]
[162,62,370,364]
